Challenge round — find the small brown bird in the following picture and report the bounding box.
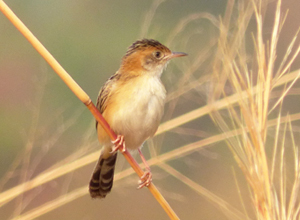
[89,39,187,198]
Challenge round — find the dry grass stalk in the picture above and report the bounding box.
[0,1,179,219]
[7,110,300,219]
[2,0,300,219]
[210,0,300,219]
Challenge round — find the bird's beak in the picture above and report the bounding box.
[167,52,188,59]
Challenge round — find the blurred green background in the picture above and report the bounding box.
[1,0,300,219]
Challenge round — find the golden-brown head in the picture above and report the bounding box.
[119,39,187,76]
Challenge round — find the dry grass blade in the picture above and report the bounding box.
[0,151,100,207]
[11,188,87,220]
[2,0,300,219]
[8,111,300,219]
[139,0,166,38]
[209,0,300,219]
[0,1,179,219]
[158,162,248,220]
[1,67,300,207]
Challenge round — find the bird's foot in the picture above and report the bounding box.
[111,135,126,153]
[137,148,152,189]
[138,169,152,189]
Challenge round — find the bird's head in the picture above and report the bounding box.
[120,39,187,77]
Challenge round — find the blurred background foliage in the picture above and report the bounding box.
[1,0,300,219]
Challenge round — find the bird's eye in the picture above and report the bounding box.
[153,51,163,59]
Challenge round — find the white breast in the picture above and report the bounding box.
[111,75,166,150]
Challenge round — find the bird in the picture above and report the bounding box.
[89,39,187,198]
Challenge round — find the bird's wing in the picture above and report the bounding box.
[96,72,121,128]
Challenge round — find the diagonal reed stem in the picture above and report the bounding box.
[0,1,179,219]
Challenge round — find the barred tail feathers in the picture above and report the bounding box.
[89,152,117,198]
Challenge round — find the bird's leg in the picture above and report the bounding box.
[137,148,152,189]
[111,135,126,153]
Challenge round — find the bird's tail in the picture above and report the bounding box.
[89,151,117,198]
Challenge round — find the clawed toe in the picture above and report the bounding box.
[137,170,152,189]
[111,135,126,153]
